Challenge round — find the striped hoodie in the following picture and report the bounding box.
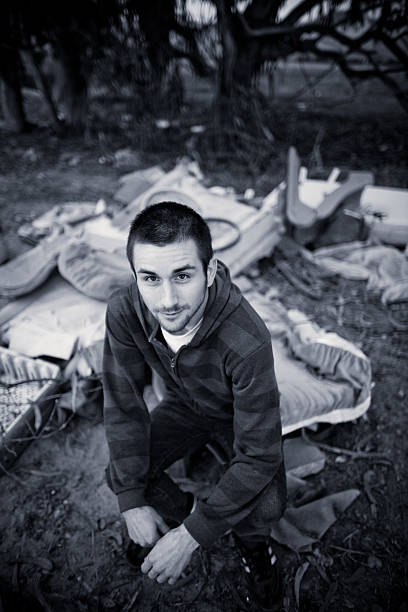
[103,261,283,548]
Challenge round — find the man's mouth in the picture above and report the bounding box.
[160,309,184,318]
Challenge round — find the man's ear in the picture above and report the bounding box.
[207,257,217,287]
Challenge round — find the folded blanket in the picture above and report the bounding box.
[310,241,408,304]
[0,233,69,298]
[58,240,133,301]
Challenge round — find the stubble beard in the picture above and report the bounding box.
[155,285,208,335]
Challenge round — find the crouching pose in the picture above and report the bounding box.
[102,202,287,611]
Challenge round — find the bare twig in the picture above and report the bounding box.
[7,412,75,443]
[122,584,142,612]
[301,429,391,463]
[17,468,63,477]
[356,432,376,452]
[0,461,28,487]
[0,377,60,388]
[276,261,322,300]
[330,545,368,556]
[363,470,377,518]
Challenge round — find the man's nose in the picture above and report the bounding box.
[161,282,178,309]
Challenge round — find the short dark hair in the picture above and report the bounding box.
[126,201,213,273]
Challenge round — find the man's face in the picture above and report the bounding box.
[132,239,217,335]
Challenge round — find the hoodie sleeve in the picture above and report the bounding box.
[183,341,283,548]
[102,303,151,513]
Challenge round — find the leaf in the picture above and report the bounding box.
[294,561,310,608]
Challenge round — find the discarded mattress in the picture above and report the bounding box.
[0,232,70,298]
[308,240,408,304]
[1,274,107,360]
[109,160,284,277]
[58,240,133,301]
[143,189,203,215]
[241,290,372,433]
[114,165,165,204]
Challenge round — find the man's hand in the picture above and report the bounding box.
[123,506,169,547]
[141,524,199,585]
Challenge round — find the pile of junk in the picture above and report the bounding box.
[0,148,407,552]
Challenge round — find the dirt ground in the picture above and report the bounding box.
[0,81,408,612]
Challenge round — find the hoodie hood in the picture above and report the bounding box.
[129,260,242,345]
[191,260,241,345]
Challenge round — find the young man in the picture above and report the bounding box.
[102,202,287,611]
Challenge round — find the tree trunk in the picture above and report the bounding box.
[20,49,61,131]
[0,48,27,133]
[52,36,88,130]
[215,0,237,100]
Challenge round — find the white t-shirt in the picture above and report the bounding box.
[161,318,203,353]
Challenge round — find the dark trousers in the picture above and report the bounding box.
[122,398,287,544]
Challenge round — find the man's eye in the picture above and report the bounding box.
[177,273,190,281]
[144,275,158,283]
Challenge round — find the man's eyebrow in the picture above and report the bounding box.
[136,268,157,275]
[173,265,196,273]
[136,265,196,275]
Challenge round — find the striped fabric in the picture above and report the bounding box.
[102,262,283,548]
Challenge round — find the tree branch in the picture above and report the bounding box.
[302,37,408,113]
[169,44,215,78]
[237,11,376,50]
[170,21,215,77]
[378,31,408,70]
[281,0,323,26]
[243,0,282,24]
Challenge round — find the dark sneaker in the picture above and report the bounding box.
[233,535,284,611]
[125,540,151,570]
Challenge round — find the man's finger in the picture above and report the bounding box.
[148,567,160,580]
[136,537,148,547]
[156,572,169,584]
[141,559,152,574]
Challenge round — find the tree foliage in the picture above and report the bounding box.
[0,0,407,132]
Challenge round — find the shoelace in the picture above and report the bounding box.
[240,544,278,583]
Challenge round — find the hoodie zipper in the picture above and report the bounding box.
[151,337,182,378]
[170,346,185,375]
